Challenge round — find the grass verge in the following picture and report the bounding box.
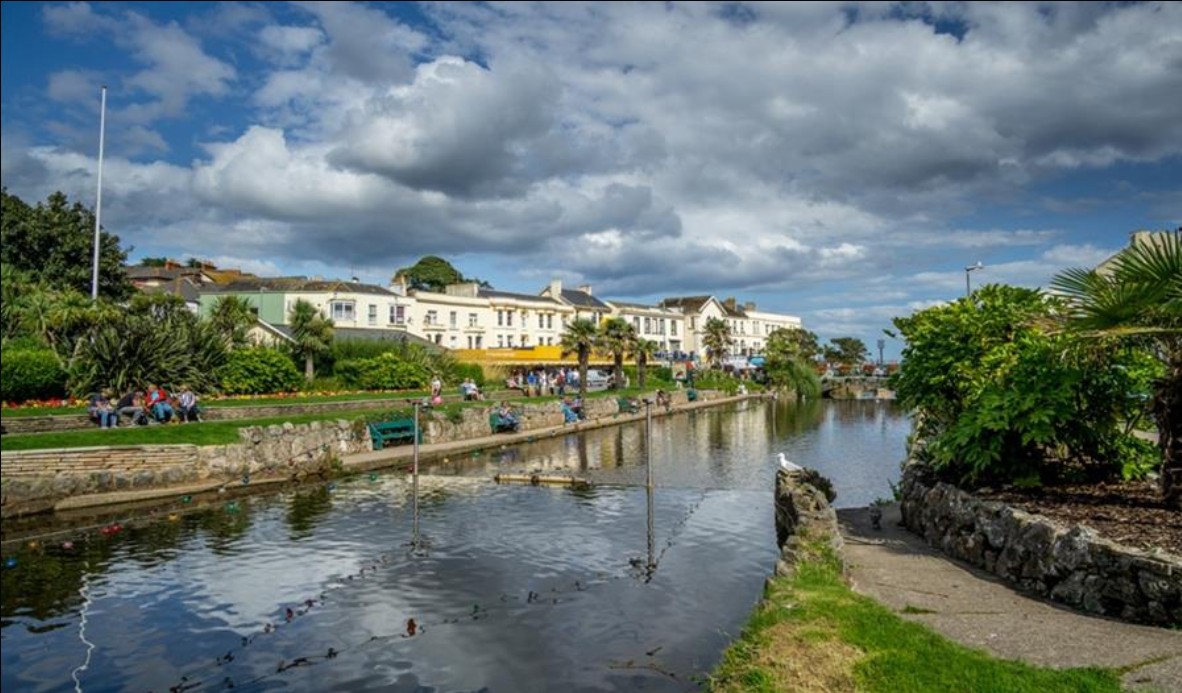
[708,541,1121,693]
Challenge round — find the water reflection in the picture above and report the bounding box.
[1,400,909,692]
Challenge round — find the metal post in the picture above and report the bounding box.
[412,401,420,547]
[645,399,655,576]
[91,85,107,301]
[965,261,983,298]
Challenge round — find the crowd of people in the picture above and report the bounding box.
[88,383,201,428]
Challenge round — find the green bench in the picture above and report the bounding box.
[489,409,520,433]
[617,396,640,414]
[368,418,420,450]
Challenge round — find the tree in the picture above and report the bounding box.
[560,318,599,399]
[289,299,334,382]
[598,317,635,389]
[1,190,133,300]
[890,284,1147,487]
[209,295,257,348]
[764,327,821,399]
[824,337,869,369]
[631,338,659,389]
[702,317,733,368]
[1050,230,1182,506]
[393,256,488,293]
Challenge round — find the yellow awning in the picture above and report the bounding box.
[453,346,613,366]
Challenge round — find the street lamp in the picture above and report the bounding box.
[965,261,984,297]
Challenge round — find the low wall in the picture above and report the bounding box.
[899,462,1182,627]
[773,468,843,578]
[1,420,371,515]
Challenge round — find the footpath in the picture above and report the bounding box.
[838,504,1182,692]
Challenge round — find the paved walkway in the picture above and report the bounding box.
[837,504,1182,692]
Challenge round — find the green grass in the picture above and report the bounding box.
[709,540,1121,693]
[0,391,433,418]
[0,409,395,451]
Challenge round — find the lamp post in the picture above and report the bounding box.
[90,85,107,301]
[965,261,984,297]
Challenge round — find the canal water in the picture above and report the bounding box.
[1,399,909,692]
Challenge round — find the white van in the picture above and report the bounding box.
[584,369,612,391]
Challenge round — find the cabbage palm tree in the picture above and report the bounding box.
[598,317,635,389]
[560,318,599,399]
[209,295,257,348]
[1051,230,1182,505]
[631,338,659,389]
[702,317,733,369]
[289,299,334,383]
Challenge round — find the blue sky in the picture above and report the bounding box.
[2,2,1179,360]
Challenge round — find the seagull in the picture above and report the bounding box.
[777,452,803,472]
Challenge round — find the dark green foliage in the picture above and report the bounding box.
[336,353,431,390]
[1,190,132,300]
[452,362,485,388]
[393,256,487,293]
[0,346,67,402]
[217,347,302,395]
[891,284,1146,486]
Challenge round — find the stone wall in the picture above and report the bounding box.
[1,420,370,514]
[773,468,843,578]
[899,462,1182,627]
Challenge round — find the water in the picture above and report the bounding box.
[1,399,909,692]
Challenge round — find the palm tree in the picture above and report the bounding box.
[560,318,599,399]
[289,299,334,383]
[209,295,257,348]
[1050,230,1182,506]
[598,317,635,389]
[702,317,733,369]
[631,338,659,389]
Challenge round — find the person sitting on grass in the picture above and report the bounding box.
[87,390,118,429]
[177,385,201,423]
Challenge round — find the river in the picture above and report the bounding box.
[0,399,910,692]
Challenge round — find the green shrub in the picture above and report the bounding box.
[0,347,66,402]
[217,347,302,395]
[452,362,485,388]
[336,353,431,390]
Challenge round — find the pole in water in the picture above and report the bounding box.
[90,85,107,302]
[645,398,655,575]
[412,401,420,548]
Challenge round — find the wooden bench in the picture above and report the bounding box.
[368,418,420,450]
[489,410,520,433]
[617,396,640,414]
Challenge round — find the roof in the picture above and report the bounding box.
[558,289,611,310]
[479,288,566,305]
[720,303,748,319]
[140,276,202,303]
[659,295,713,312]
[127,266,204,282]
[204,277,396,297]
[271,325,441,350]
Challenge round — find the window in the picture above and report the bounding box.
[467,336,474,349]
[644,317,651,333]
[434,334,442,345]
[497,335,504,348]
[426,310,438,326]
[671,320,678,336]
[468,313,478,327]
[389,304,406,325]
[506,311,513,327]
[660,318,666,335]
[507,335,515,347]
[547,314,553,329]
[368,304,377,326]
[538,313,544,329]
[633,317,640,331]
[330,301,355,322]
[475,335,483,348]
[449,311,457,329]
[497,310,504,326]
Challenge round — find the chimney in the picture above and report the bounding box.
[744,301,756,311]
[577,284,592,295]
[723,297,737,311]
[352,276,360,284]
[445,282,479,298]
[548,279,562,297]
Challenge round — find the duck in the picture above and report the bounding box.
[777,452,803,472]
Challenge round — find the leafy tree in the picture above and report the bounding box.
[1051,230,1182,506]
[393,256,488,293]
[289,299,334,382]
[764,328,821,399]
[598,317,635,389]
[1,190,132,300]
[560,318,599,399]
[209,295,257,348]
[631,338,659,389]
[702,317,733,368]
[138,257,169,267]
[824,337,869,369]
[890,284,1145,486]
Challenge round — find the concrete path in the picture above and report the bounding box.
[837,504,1182,692]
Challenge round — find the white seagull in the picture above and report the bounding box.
[777,452,803,472]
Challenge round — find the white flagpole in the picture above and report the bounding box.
[91,85,107,301]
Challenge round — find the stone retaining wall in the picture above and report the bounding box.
[899,462,1182,627]
[1,420,370,514]
[773,468,843,578]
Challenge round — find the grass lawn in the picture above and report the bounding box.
[0,391,433,418]
[0,409,396,451]
[708,541,1122,693]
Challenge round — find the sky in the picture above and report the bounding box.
[2,1,1179,360]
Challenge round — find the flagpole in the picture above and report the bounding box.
[91,85,107,301]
